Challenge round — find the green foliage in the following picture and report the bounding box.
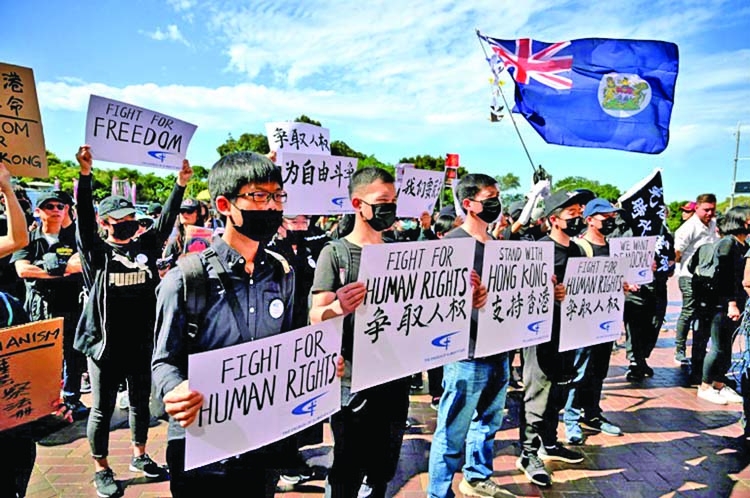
[554,176,621,201]
[294,115,322,126]
[495,172,520,192]
[331,140,366,160]
[216,132,269,157]
[666,200,687,232]
[717,196,750,214]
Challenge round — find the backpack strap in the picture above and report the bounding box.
[573,238,594,258]
[177,252,209,340]
[265,248,292,275]
[329,239,354,287]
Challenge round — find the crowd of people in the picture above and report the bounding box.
[0,147,746,498]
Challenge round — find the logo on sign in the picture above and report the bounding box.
[527,320,546,334]
[291,393,327,417]
[147,150,174,163]
[599,320,616,332]
[331,197,347,208]
[431,331,460,351]
[637,269,649,278]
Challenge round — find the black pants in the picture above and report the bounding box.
[326,378,410,498]
[692,301,717,380]
[571,341,613,420]
[624,282,667,365]
[167,438,280,497]
[675,276,695,355]
[0,434,35,498]
[427,366,444,399]
[703,303,741,384]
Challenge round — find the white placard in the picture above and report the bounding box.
[559,256,627,352]
[394,163,415,190]
[85,95,197,170]
[351,239,475,392]
[475,241,555,357]
[185,319,343,470]
[276,151,357,215]
[608,236,657,285]
[396,168,444,218]
[266,122,331,156]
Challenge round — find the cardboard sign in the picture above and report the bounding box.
[608,236,658,285]
[0,63,47,178]
[475,241,555,357]
[276,151,357,215]
[351,239,475,392]
[559,257,627,352]
[396,168,444,218]
[184,225,213,254]
[185,319,343,470]
[265,122,330,156]
[85,95,197,170]
[0,318,63,432]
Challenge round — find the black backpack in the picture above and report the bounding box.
[688,241,719,306]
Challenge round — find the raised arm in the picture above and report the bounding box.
[154,159,192,243]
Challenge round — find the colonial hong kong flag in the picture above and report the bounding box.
[478,34,679,154]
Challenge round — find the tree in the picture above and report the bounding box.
[554,176,621,201]
[216,132,269,157]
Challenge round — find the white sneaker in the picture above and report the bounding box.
[719,386,743,403]
[697,387,728,405]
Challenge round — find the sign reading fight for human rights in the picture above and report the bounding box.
[185,319,343,471]
[351,239,475,392]
[84,95,197,170]
[475,241,555,357]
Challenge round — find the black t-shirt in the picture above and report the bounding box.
[540,235,584,284]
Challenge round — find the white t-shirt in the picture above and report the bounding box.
[674,215,718,277]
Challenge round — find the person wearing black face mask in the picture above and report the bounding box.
[74,145,190,497]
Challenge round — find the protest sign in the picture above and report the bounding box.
[276,151,357,215]
[184,225,214,254]
[394,162,414,190]
[0,63,47,178]
[475,241,555,357]
[185,319,343,470]
[0,318,63,432]
[351,239,475,392]
[396,168,444,218]
[609,236,657,285]
[85,95,197,170]
[560,257,627,352]
[618,169,665,236]
[266,122,330,156]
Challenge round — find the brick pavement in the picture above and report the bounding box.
[26,279,750,497]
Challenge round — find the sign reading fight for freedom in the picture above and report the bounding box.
[351,239,475,392]
[0,318,63,432]
[560,257,626,352]
[185,319,343,470]
[0,63,47,178]
[475,241,555,357]
[276,151,357,215]
[85,95,197,170]
[265,122,330,156]
[608,236,657,285]
[396,168,444,219]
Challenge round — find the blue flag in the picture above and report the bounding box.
[479,35,679,154]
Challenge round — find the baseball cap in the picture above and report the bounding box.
[438,205,457,218]
[98,196,136,219]
[508,200,526,221]
[542,189,595,218]
[680,201,697,212]
[180,198,200,211]
[35,191,64,209]
[583,197,622,218]
[147,202,162,216]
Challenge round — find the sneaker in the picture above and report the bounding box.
[93,468,120,497]
[129,454,166,478]
[64,400,90,421]
[641,363,654,378]
[80,372,92,394]
[516,453,551,487]
[626,364,644,382]
[719,386,743,403]
[458,477,514,497]
[697,387,728,405]
[117,390,129,410]
[580,416,622,436]
[430,396,440,411]
[539,444,584,463]
[674,351,688,365]
[277,474,303,492]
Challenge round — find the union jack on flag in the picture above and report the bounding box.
[486,38,573,90]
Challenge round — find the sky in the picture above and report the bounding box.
[5,0,750,203]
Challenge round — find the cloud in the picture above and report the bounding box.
[167,0,195,11]
[146,25,190,46]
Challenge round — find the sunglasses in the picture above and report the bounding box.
[180,208,198,214]
[41,203,66,211]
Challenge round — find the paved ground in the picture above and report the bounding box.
[26,279,750,497]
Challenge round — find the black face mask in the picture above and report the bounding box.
[363,202,397,232]
[561,216,585,237]
[286,230,306,245]
[231,207,283,242]
[110,219,140,241]
[475,197,503,224]
[599,217,617,236]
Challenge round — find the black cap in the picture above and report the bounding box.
[147,202,162,215]
[35,191,64,209]
[98,196,136,219]
[438,205,457,218]
[509,200,526,221]
[542,189,595,218]
[180,198,200,211]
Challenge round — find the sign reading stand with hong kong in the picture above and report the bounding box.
[351,239,475,392]
[185,319,343,471]
[84,95,197,170]
[475,241,555,357]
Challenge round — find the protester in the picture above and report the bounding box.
[680,201,696,222]
[427,173,509,498]
[310,167,410,498]
[147,202,162,219]
[162,198,205,264]
[74,145,190,497]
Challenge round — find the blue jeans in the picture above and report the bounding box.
[428,354,509,498]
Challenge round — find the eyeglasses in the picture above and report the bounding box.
[235,191,288,204]
[41,203,65,211]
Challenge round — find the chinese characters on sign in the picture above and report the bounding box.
[0,318,63,432]
[559,257,626,352]
[618,169,665,236]
[265,122,331,156]
[352,239,475,392]
[608,236,657,285]
[475,241,555,357]
[0,63,47,178]
[396,168,445,218]
[84,95,197,170]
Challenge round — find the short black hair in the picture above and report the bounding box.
[208,152,283,205]
[720,205,750,235]
[456,174,497,212]
[348,167,394,198]
[434,214,455,236]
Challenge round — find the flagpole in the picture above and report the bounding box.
[475,29,537,175]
